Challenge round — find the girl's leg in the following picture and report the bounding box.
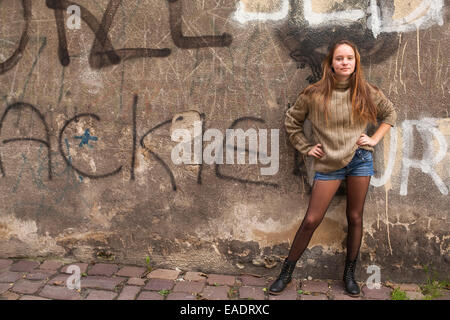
[345,176,371,262]
[286,179,342,262]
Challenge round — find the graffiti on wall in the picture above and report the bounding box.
[2,1,444,76]
[0,0,233,75]
[232,0,444,37]
[0,97,447,196]
[232,0,444,83]
[0,0,448,197]
[232,0,290,23]
[369,118,448,196]
[0,96,280,191]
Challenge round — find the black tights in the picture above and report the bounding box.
[286,176,371,263]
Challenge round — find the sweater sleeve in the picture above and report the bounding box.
[375,89,397,127]
[285,93,314,155]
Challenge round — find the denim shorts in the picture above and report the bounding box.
[314,148,374,180]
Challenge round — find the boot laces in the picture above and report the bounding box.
[279,260,295,282]
[344,261,356,281]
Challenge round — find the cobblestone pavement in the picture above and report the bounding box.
[0,258,448,300]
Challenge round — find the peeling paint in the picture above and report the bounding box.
[55,231,112,245]
[0,214,64,256]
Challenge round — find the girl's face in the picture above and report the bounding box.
[331,44,356,81]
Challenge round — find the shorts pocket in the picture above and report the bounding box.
[356,148,373,162]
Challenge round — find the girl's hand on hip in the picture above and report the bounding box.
[308,143,325,159]
[357,133,377,147]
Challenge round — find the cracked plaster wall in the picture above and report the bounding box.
[0,0,448,282]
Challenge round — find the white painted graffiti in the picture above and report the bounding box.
[304,0,365,26]
[232,0,445,38]
[371,118,449,196]
[371,125,398,188]
[399,118,448,196]
[369,0,444,38]
[232,0,290,24]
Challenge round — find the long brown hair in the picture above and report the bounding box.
[303,40,378,126]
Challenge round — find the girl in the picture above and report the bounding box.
[269,40,397,296]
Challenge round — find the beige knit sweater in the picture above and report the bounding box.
[285,80,397,173]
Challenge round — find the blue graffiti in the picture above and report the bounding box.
[74,129,98,148]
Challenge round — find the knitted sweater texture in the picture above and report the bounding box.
[285,79,397,173]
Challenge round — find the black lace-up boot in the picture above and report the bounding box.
[268,258,297,295]
[343,259,360,296]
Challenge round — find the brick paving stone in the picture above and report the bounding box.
[0,271,22,283]
[61,263,88,274]
[395,283,422,292]
[301,280,330,294]
[20,295,50,300]
[240,275,266,286]
[136,291,164,300]
[201,286,230,300]
[268,289,298,300]
[147,269,180,280]
[0,283,11,294]
[81,276,126,290]
[128,277,146,286]
[361,285,392,300]
[184,272,207,282]
[40,260,63,271]
[435,289,450,300]
[166,292,196,300]
[292,279,302,289]
[405,291,424,300]
[9,260,40,272]
[116,266,146,278]
[173,281,205,294]
[207,274,236,286]
[48,274,70,285]
[239,286,266,300]
[300,293,328,300]
[332,292,362,300]
[39,285,82,300]
[25,270,56,280]
[1,291,20,300]
[144,278,174,291]
[88,263,119,277]
[11,279,45,294]
[0,259,13,270]
[117,286,141,300]
[86,290,118,300]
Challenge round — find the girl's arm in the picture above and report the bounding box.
[285,93,315,155]
[358,87,397,147]
[357,122,391,147]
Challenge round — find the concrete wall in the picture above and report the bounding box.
[0,0,448,283]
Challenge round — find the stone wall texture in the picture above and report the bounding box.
[0,0,448,283]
